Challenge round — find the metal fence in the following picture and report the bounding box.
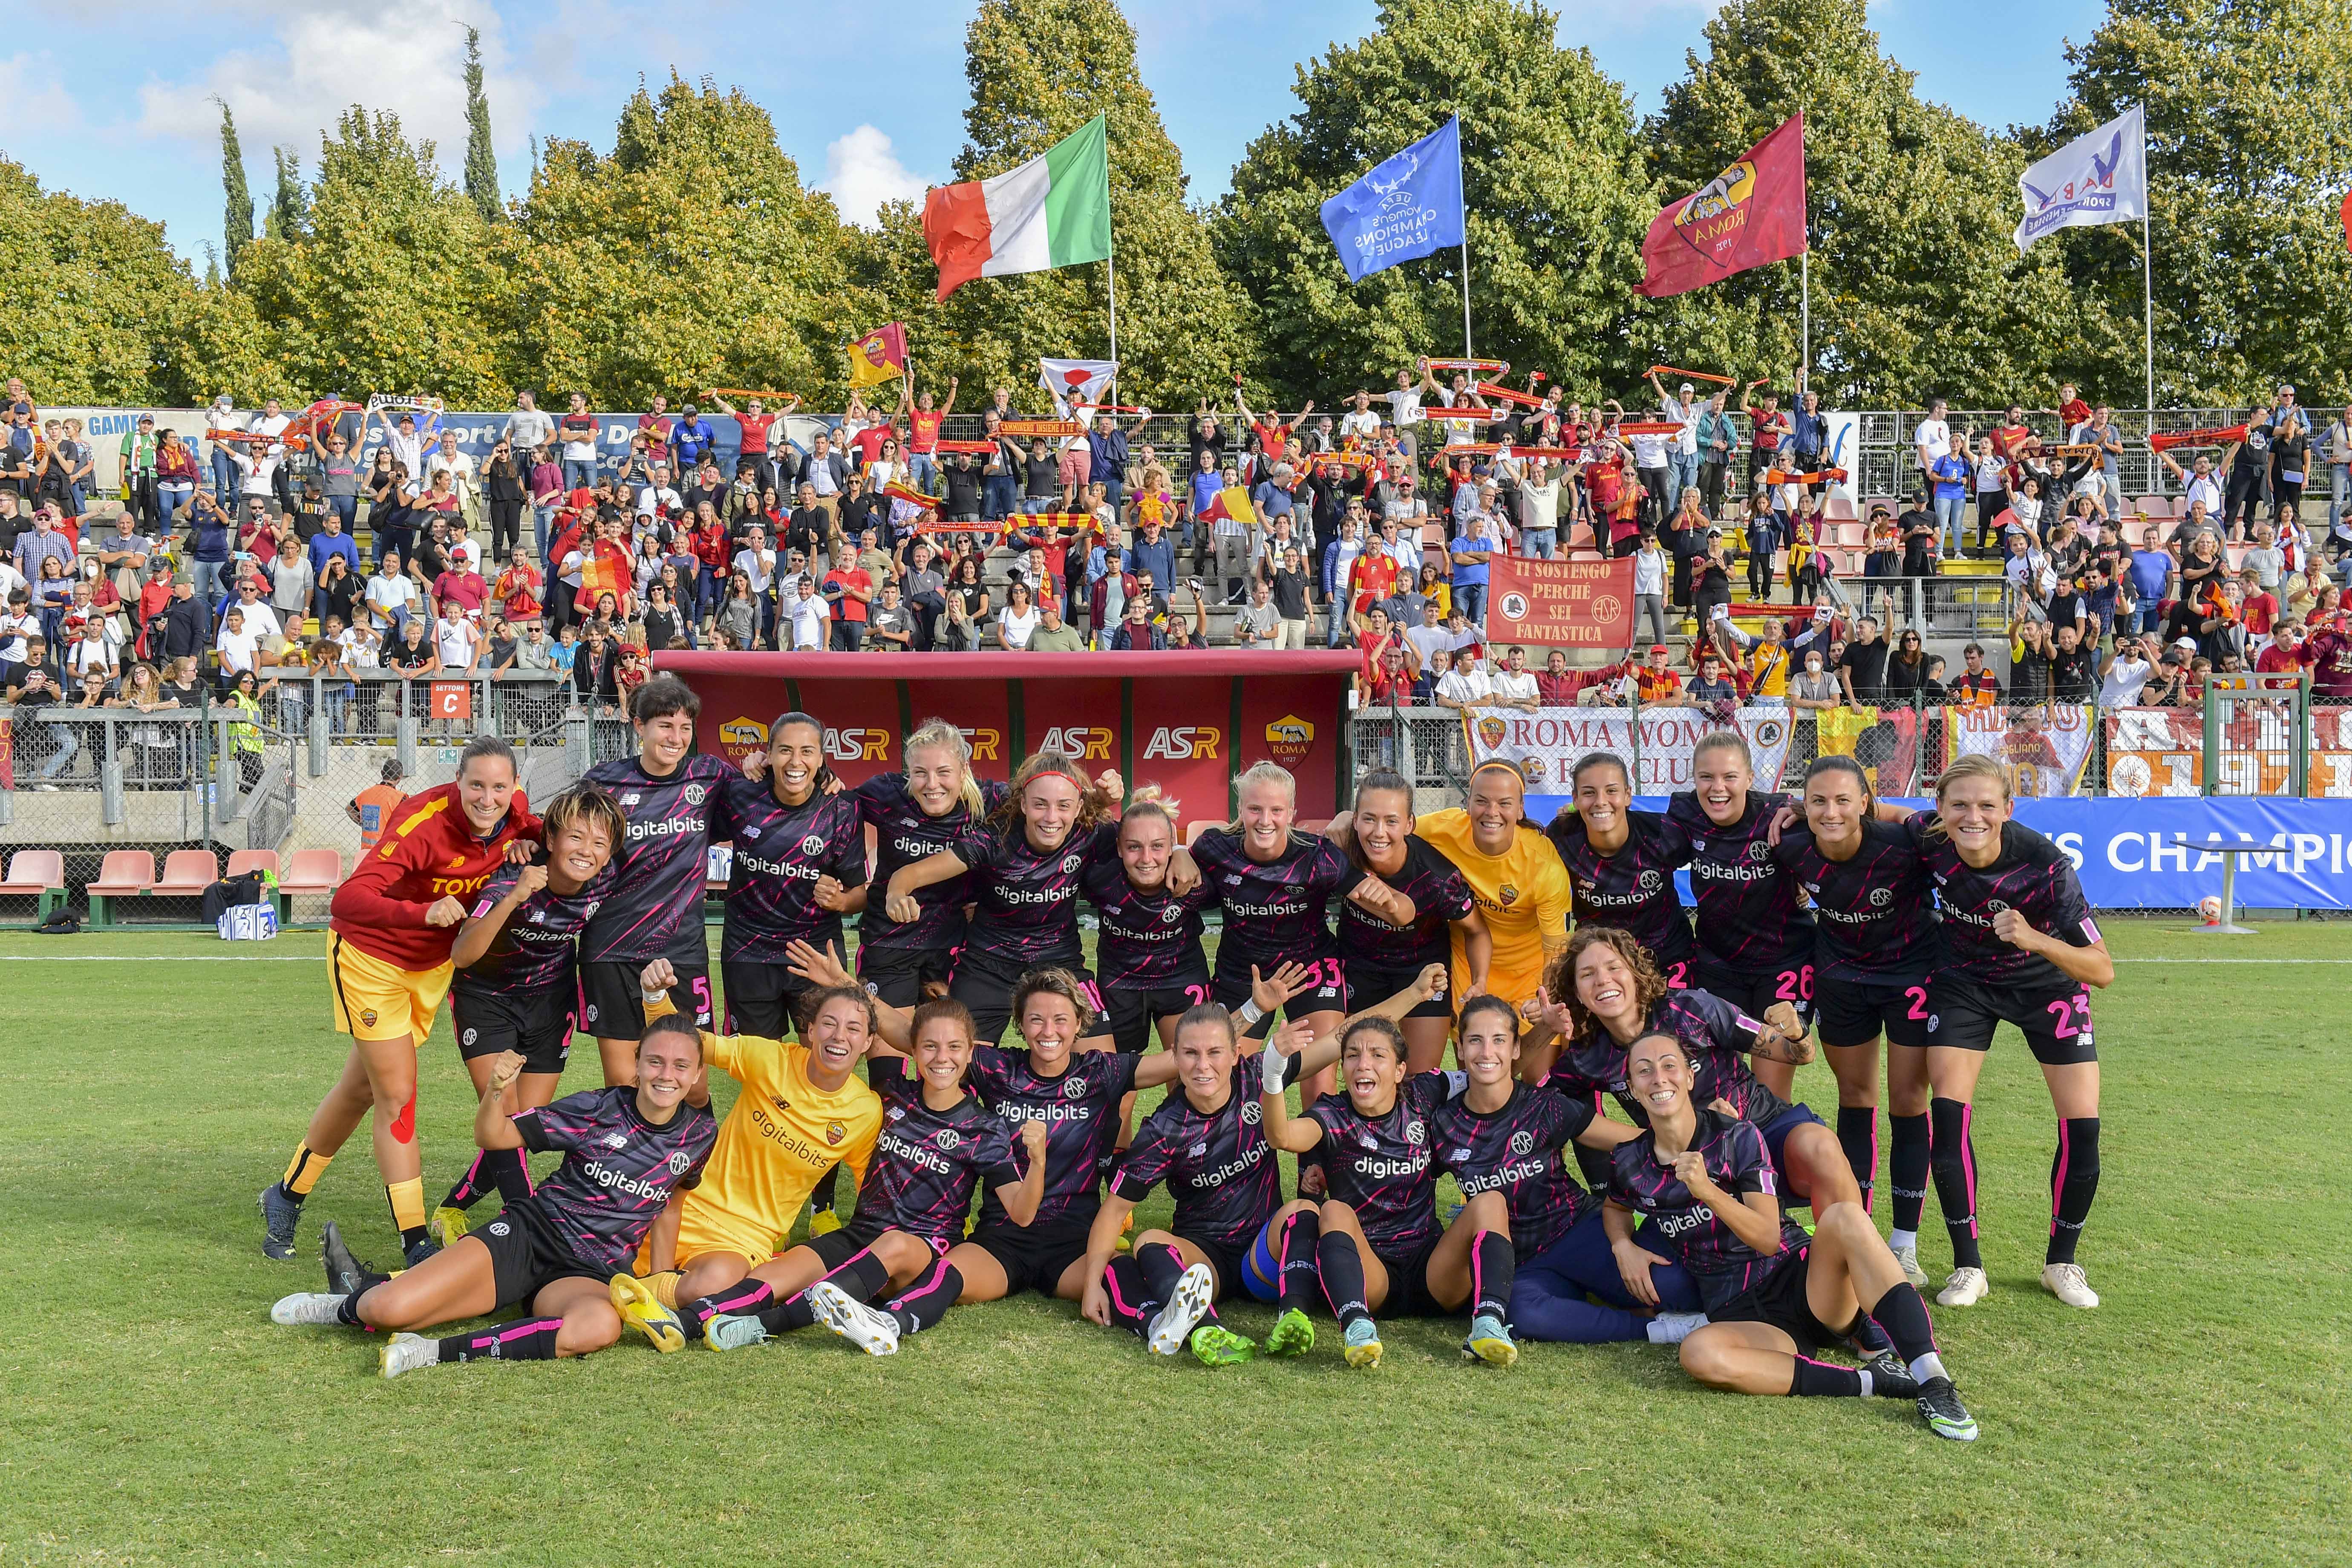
[1351,679,2351,804]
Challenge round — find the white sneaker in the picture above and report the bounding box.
[271,1291,346,1326]
[809,1280,901,1356]
[1936,1266,1990,1307]
[1145,1262,1215,1356]
[2041,1262,2100,1309]
[1646,1311,1708,1346]
[378,1332,439,1379]
[1890,1242,1928,1289]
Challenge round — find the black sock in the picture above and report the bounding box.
[335,1271,392,1326]
[438,1316,561,1362]
[398,1222,431,1253]
[1317,1231,1372,1329]
[687,1278,773,1332]
[1136,1240,1187,1304]
[1788,1355,1865,1397]
[1890,1111,1931,1235]
[1275,1210,1321,1314]
[1865,1281,1941,1368]
[2047,1116,2101,1265]
[811,1164,840,1215]
[1470,1229,1513,1321]
[438,1150,492,1212]
[1836,1107,1879,1211]
[487,1147,534,1206]
[885,1262,964,1337]
[1838,1309,1896,1358]
[768,1247,894,1332]
[1928,1098,1982,1270]
[1102,1255,1157,1337]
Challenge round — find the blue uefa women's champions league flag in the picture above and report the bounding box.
[1320,118,1467,283]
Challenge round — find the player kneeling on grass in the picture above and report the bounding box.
[1604,1031,1979,1441]
[1075,975,1442,1368]
[604,960,883,1352]
[269,1028,715,1378]
[695,997,1051,1356]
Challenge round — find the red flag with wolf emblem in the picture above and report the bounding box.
[1638,114,1807,299]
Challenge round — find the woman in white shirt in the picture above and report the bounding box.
[994,581,1041,650]
[865,436,904,493]
[1631,534,1669,647]
[364,552,418,636]
[1972,436,2010,554]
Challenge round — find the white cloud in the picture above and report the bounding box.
[134,3,541,187]
[820,124,931,227]
[0,52,83,136]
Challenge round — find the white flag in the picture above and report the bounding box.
[2015,105,2147,252]
[1038,357,1117,419]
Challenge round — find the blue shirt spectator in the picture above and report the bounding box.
[669,413,717,468]
[1448,521,1493,588]
[1189,465,1224,518]
[12,519,75,581]
[1931,453,1969,504]
[309,527,360,578]
[1127,525,1176,593]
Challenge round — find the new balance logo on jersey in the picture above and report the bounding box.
[602,1133,629,1149]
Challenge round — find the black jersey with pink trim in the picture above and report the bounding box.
[1336,835,1476,971]
[1770,818,1945,984]
[855,1057,1023,1243]
[1428,1081,1597,1257]
[512,1087,717,1275]
[1307,1069,1465,1254]
[951,824,1090,968]
[1545,809,1697,967]
[1112,1055,1283,1249]
[1607,1107,1807,1311]
[1660,790,1815,970]
[856,774,1012,952]
[455,859,613,1000]
[1914,818,2101,989]
[1080,825,1213,989]
[1192,829,1366,966]
[581,752,739,963]
[965,1045,1141,1228]
[710,779,868,963]
[1543,989,1793,1130]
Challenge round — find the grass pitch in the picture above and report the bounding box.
[0,919,2344,1567]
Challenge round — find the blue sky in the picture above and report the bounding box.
[3,0,2105,264]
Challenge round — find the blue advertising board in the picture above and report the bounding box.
[1523,795,2352,910]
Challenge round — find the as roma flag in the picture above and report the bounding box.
[1638,113,1808,300]
[847,323,908,389]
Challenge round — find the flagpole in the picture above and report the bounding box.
[2140,104,2154,413]
[1801,249,1810,396]
[1106,249,1119,378]
[1456,121,1473,360]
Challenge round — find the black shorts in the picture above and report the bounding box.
[719,958,819,1039]
[476,1200,605,1311]
[451,984,576,1077]
[1368,1235,1446,1318]
[1213,951,1345,1039]
[1814,972,1934,1049]
[1101,979,1211,1053]
[1343,958,1453,1020]
[1710,1245,1839,1349]
[950,946,1102,1046]
[966,1214,1094,1297]
[859,942,954,1009]
[1693,957,1816,1030]
[1928,972,2097,1065]
[1181,1229,1262,1304]
[804,1217,951,1271]
[578,960,711,1040]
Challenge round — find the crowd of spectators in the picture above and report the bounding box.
[3,366,2349,791]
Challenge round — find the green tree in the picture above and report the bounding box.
[1214,0,1652,407]
[1646,0,2095,407]
[2039,0,2352,406]
[0,156,266,404]
[265,147,308,242]
[232,108,507,403]
[876,0,1254,408]
[216,97,254,277]
[462,25,502,224]
[502,75,872,406]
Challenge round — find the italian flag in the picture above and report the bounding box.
[922,116,1112,301]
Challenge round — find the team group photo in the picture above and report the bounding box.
[3,0,2346,1562]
